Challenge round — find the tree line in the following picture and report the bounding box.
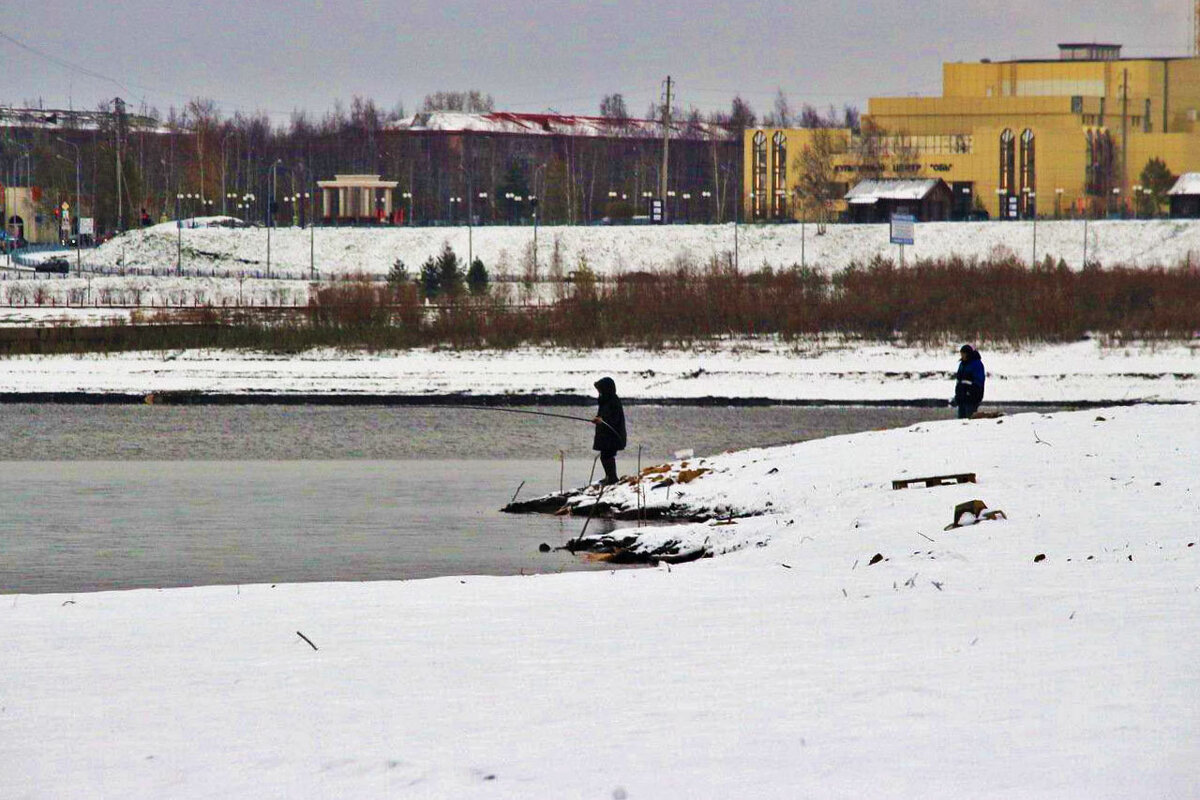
[0,88,872,237]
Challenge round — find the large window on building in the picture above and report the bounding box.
[752,131,768,220]
[771,131,787,219]
[998,129,1015,195]
[1085,130,1114,198]
[1019,129,1036,217]
[998,129,1016,218]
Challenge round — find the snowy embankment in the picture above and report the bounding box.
[70,218,1200,276]
[2,338,1199,404]
[3,218,1199,324]
[5,404,1199,798]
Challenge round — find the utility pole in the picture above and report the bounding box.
[113,97,125,233]
[660,76,672,222]
[1120,69,1129,216]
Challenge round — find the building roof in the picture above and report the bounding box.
[0,105,165,133]
[1168,173,1200,196]
[845,179,944,205]
[388,110,732,140]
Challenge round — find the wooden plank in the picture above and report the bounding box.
[892,472,976,490]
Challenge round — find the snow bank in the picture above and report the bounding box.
[78,218,1200,277]
[4,404,1198,798]
[2,338,1199,403]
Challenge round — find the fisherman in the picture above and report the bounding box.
[592,376,627,485]
[951,344,986,419]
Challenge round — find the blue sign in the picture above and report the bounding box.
[890,213,915,245]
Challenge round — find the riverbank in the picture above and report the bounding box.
[1,337,1198,403]
[4,402,1198,797]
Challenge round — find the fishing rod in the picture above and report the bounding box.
[418,403,623,438]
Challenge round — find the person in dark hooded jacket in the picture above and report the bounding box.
[952,345,986,418]
[592,376,627,485]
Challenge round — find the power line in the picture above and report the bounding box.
[0,28,296,120]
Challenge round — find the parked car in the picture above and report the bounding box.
[35,256,70,274]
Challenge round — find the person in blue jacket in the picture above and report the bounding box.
[952,345,986,418]
[592,376,627,485]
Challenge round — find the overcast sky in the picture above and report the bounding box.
[1,0,1190,124]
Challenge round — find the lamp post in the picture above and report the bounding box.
[469,191,488,268]
[701,189,712,224]
[1054,187,1064,219]
[530,194,539,274]
[995,187,1006,221]
[667,189,677,222]
[175,192,183,274]
[55,138,82,273]
[1025,189,1038,264]
[449,195,461,224]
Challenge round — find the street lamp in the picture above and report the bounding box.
[402,191,413,225]
[701,189,712,224]
[995,187,1007,220]
[530,194,539,274]
[1023,188,1038,264]
[175,193,183,274]
[55,137,82,273]
[793,187,806,268]
[1054,187,1064,219]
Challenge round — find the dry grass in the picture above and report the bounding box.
[3,255,1199,356]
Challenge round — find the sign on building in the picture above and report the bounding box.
[889,213,915,245]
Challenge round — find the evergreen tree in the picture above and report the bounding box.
[387,257,409,287]
[436,241,464,298]
[467,257,489,295]
[1139,157,1176,217]
[419,255,440,299]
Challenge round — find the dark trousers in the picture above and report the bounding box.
[957,401,980,419]
[599,450,618,484]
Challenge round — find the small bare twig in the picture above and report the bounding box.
[1033,429,1052,446]
[571,482,609,550]
[510,480,526,504]
[917,531,936,543]
[296,631,318,651]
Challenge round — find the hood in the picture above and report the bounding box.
[594,376,617,397]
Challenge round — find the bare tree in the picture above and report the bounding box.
[762,88,792,128]
[728,95,756,134]
[794,129,841,233]
[422,91,495,113]
[599,94,629,120]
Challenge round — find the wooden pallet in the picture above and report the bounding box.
[892,472,976,490]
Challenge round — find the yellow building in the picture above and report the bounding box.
[746,43,1200,221]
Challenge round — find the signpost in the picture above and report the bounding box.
[890,213,915,267]
[650,198,664,224]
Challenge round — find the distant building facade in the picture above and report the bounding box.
[745,43,1200,222]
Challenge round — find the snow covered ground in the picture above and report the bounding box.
[4,403,1198,798]
[2,338,1199,403]
[2,218,1199,325]
[32,217,1200,278]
